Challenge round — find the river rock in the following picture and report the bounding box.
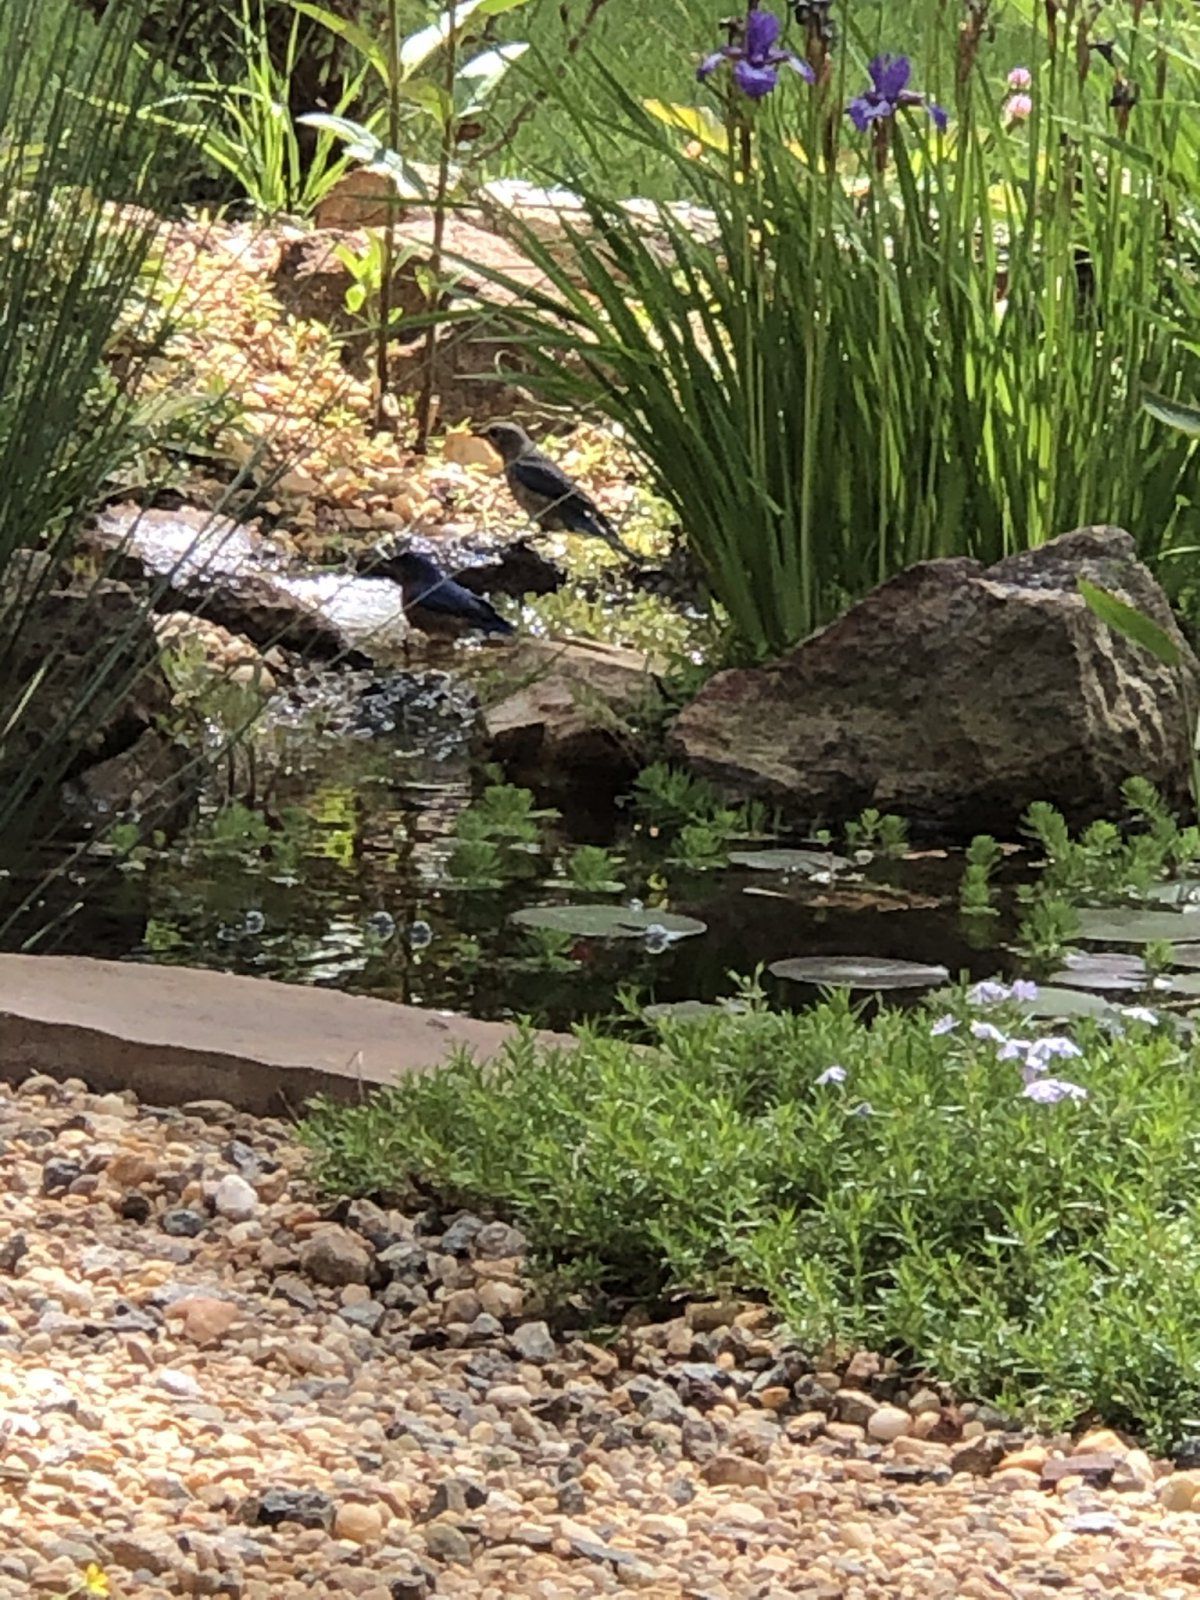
[485,637,666,794]
[670,527,1197,833]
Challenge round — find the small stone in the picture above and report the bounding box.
[106,1531,181,1575]
[41,1157,82,1194]
[950,1435,1006,1477]
[341,1300,386,1334]
[300,1227,372,1287]
[476,1279,524,1319]
[833,1389,876,1425]
[1174,1436,1200,1471]
[1159,1472,1200,1511]
[685,1301,740,1333]
[509,1319,556,1364]
[474,1220,527,1259]
[119,1191,152,1222]
[440,1288,482,1324]
[0,1232,28,1273]
[156,1369,204,1400]
[334,1502,384,1545]
[423,1522,472,1563]
[162,1208,206,1238]
[213,1173,259,1221]
[701,1453,769,1491]
[389,1570,434,1600]
[486,1384,532,1409]
[249,1488,335,1530]
[757,1386,791,1412]
[998,1445,1049,1476]
[867,1404,913,1443]
[174,1296,238,1344]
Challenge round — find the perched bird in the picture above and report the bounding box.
[385,549,515,640]
[480,420,639,561]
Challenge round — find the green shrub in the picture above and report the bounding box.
[304,986,1200,1444]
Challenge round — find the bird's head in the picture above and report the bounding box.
[389,547,440,584]
[478,420,533,464]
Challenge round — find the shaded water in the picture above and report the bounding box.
[5,692,1012,1032]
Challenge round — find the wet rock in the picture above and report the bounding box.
[299,1226,373,1287]
[90,504,407,664]
[74,727,194,825]
[485,637,666,795]
[670,526,1199,832]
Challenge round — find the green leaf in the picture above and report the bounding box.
[1077,579,1181,669]
[510,904,707,939]
[1143,391,1200,437]
[769,957,950,990]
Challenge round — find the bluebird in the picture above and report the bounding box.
[379,549,515,640]
[480,420,639,560]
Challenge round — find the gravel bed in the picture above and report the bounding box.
[3,1073,1200,1599]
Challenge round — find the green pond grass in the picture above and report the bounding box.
[303,985,1200,1449]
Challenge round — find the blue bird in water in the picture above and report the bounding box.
[388,549,515,640]
[480,420,639,561]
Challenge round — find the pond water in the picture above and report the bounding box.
[1,678,1016,1033]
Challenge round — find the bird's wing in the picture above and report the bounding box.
[411,574,512,633]
[510,455,592,511]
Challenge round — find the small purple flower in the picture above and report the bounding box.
[996,1037,1033,1062]
[1026,1036,1083,1070]
[816,1064,847,1086]
[968,980,1011,1007]
[1008,65,1032,90]
[1010,979,1040,1003]
[1022,1077,1088,1104]
[698,4,815,101]
[930,1014,959,1037]
[969,1020,1007,1044]
[847,54,948,133]
[849,1100,874,1117]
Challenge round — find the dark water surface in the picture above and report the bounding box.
[1,704,1010,1033]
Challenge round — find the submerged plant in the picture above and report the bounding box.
[845,808,909,858]
[960,833,1003,917]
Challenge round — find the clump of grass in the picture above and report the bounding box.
[303,988,1200,1446]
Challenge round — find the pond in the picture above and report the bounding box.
[0,671,1017,1033]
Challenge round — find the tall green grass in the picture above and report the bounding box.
[463,2,1200,655]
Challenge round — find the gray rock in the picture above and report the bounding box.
[438,1213,485,1256]
[0,1233,28,1273]
[299,1227,373,1287]
[339,1300,385,1335]
[423,1477,488,1521]
[41,1157,82,1194]
[161,1209,207,1238]
[271,1274,319,1314]
[105,1530,180,1575]
[244,1488,335,1530]
[423,1522,473,1563]
[670,526,1199,833]
[473,1220,528,1261]
[509,1320,556,1365]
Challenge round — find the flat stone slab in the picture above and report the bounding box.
[0,956,558,1116]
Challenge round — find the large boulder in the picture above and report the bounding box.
[669,527,1197,835]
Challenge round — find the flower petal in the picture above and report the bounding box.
[734,57,780,98]
[926,98,949,132]
[697,49,730,81]
[744,6,783,61]
[847,94,883,131]
[781,52,816,83]
[871,53,912,100]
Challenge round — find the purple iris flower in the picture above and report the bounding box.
[930,1014,959,1037]
[847,54,948,132]
[1022,1077,1089,1104]
[698,4,815,101]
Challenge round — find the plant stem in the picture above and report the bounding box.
[375,0,402,434]
[414,0,461,452]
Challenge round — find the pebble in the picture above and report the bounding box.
[299,1227,373,1287]
[867,1404,912,1443]
[333,1501,384,1544]
[213,1173,259,1221]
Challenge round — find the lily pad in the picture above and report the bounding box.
[1077,908,1200,943]
[769,956,950,991]
[510,904,707,940]
[1141,882,1200,907]
[1022,986,1118,1020]
[643,999,751,1023]
[1050,952,1149,993]
[728,849,850,876]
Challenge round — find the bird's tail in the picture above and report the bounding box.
[588,508,642,565]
